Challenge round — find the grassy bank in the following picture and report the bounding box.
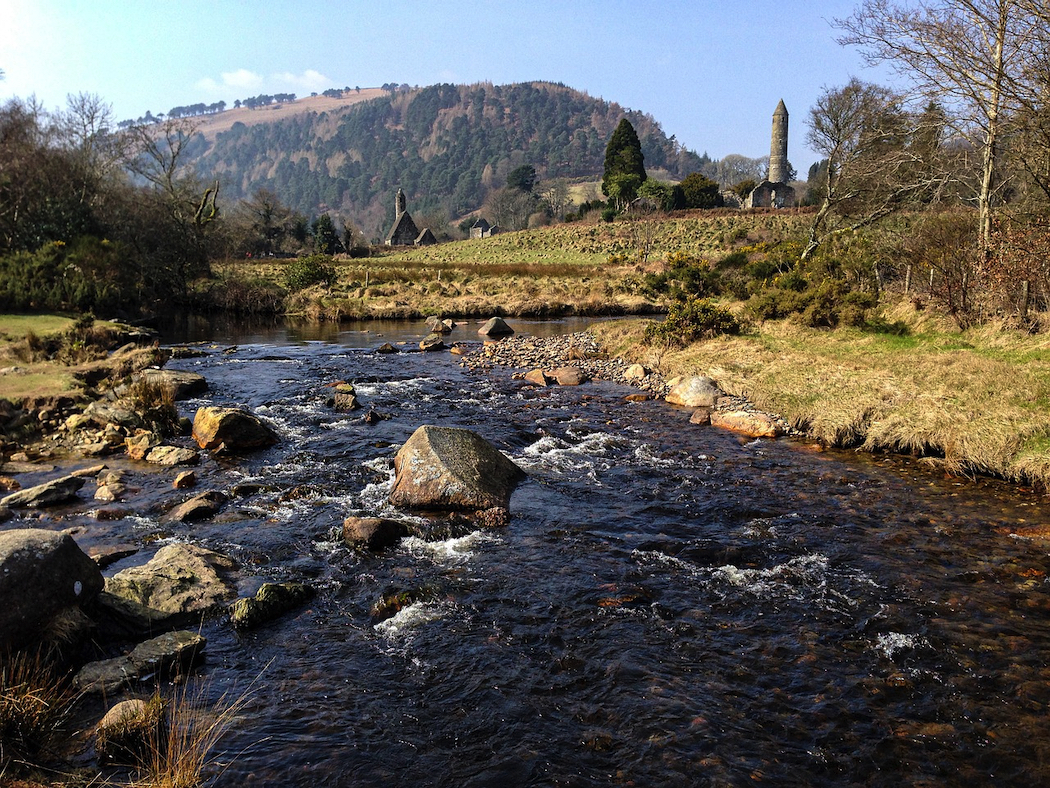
[593,301,1050,487]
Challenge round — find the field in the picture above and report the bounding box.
[217,209,811,320]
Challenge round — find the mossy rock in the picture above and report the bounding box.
[229,582,315,631]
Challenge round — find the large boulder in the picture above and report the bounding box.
[105,543,238,616]
[192,407,278,452]
[0,528,104,650]
[478,317,514,338]
[551,366,589,386]
[132,369,208,400]
[665,376,723,408]
[390,425,526,512]
[0,473,85,508]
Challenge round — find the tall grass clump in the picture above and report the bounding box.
[0,651,76,777]
[131,681,253,788]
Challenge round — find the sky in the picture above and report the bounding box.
[0,0,889,173]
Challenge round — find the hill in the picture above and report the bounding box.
[183,82,709,238]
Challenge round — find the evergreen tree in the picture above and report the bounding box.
[602,118,647,204]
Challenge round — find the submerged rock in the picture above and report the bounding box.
[0,473,85,508]
[390,425,526,512]
[192,406,278,452]
[0,528,104,650]
[228,582,315,630]
[419,334,446,352]
[146,445,200,466]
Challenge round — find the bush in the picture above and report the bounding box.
[283,255,336,291]
[643,299,741,348]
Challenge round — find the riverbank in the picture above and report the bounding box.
[589,304,1050,489]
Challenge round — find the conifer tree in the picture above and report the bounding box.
[602,119,647,207]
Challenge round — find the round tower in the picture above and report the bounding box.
[768,100,789,184]
[395,188,406,219]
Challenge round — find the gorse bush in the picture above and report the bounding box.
[644,298,741,348]
[283,255,336,291]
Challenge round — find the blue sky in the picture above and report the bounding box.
[0,0,884,171]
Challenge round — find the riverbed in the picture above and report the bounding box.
[15,319,1050,786]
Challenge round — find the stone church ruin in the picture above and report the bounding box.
[385,188,436,246]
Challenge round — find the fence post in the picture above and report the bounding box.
[904,265,912,295]
[1021,279,1030,319]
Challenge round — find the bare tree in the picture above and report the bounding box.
[837,0,1044,244]
[803,79,952,260]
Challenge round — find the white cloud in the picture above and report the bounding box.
[275,69,331,92]
[222,68,265,90]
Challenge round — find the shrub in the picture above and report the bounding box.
[643,298,741,348]
[283,255,336,291]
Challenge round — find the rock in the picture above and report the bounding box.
[449,345,469,356]
[419,334,446,352]
[0,528,105,650]
[64,413,92,432]
[105,543,238,616]
[90,590,185,639]
[390,425,526,512]
[0,460,56,474]
[332,391,360,411]
[343,516,411,551]
[164,490,227,523]
[624,363,649,381]
[523,369,550,386]
[376,342,399,354]
[72,463,109,478]
[125,430,161,460]
[624,393,649,402]
[145,445,200,466]
[96,697,164,764]
[0,476,19,491]
[551,366,589,386]
[84,401,144,431]
[74,631,207,694]
[424,316,453,335]
[228,582,315,630]
[94,483,126,503]
[690,407,713,425]
[89,545,139,569]
[0,473,85,508]
[665,376,723,408]
[173,470,197,490]
[710,410,782,438]
[478,317,514,338]
[132,369,208,400]
[192,407,278,452]
[363,408,388,425]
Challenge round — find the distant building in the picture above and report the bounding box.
[470,217,498,239]
[745,100,796,209]
[415,227,437,245]
[385,188,421,245]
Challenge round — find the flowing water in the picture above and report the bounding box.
[28,320,1050,786]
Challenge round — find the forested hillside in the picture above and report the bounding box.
[185,82,709,238]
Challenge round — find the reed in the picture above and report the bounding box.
[0,651,76,778]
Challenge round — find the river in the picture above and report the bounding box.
[48,319,1050,785]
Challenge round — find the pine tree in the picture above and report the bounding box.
[602,119,647,203]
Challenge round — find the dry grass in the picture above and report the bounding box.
[0,652,77,778]
[594,300,1050,487]
[129,680,253,788]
